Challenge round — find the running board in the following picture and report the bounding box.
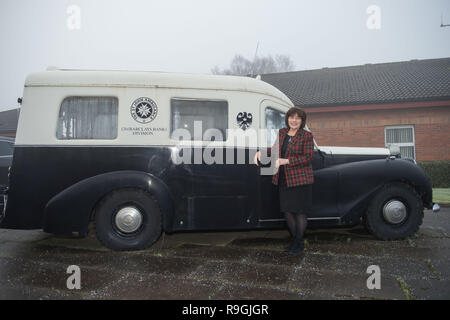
[259,217,341,223]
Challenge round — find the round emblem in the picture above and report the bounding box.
[130,97,158,124]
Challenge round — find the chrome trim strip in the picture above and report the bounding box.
[12,145,262,148]
[259,217,340,222]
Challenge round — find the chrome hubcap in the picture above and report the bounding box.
[383,200,407,224]
[114,207,143,233]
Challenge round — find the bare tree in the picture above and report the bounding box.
[275,55,295,73]
[212,53,295,76]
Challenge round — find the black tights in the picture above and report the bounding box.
[284,212,308,240]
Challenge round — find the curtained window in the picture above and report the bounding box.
[57,97,118,140]
[385,126,415,159]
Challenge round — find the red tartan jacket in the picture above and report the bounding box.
[271,127,314,187]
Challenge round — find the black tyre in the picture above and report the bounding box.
[94,188,162,251]
[365,182,423,240]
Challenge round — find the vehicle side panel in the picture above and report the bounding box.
[2,146,262,233]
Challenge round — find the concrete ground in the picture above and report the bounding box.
[0,208,449,300]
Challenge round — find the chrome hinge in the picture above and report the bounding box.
[0,187,8,222]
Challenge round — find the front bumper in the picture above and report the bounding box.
[433,203,441,213]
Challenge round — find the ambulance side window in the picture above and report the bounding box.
[265,107,285,145]
[170,98,228,141]
[56,97,118,140]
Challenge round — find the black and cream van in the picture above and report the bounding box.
[0,69,437,251]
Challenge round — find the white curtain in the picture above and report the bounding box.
[57,97,118,140]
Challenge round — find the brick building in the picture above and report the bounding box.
[262,57,450,162]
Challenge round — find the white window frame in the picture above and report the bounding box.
[384,125,416,160]
[264,106,286,147]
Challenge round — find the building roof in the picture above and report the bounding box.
[25,69,293,107]
[261,57,450,107]
[0,108,19,136]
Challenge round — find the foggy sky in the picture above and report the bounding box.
[0,0,449,111]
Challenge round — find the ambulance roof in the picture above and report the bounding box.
[25,69,294,106]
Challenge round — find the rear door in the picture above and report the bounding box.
[170,97,257,230]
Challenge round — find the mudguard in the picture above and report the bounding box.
[43,170,174,235]
[334,157,433,224]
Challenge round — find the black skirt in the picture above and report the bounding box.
[278,182,313,216]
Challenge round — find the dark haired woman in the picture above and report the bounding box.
[255,107,314,254]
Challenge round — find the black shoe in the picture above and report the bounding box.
[284,241,295,252]
[284,235,297,252]
[288,238,305,254]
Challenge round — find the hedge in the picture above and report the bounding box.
[417,161,450,188]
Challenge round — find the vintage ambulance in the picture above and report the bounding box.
[0,69,436,251]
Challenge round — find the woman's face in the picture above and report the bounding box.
[288,114,302,130]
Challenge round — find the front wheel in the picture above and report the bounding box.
[94,188,162,251]
[365,182,424,240]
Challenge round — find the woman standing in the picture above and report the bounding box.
[255,107,314,254]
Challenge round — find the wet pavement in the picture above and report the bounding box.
[0,208,449,300]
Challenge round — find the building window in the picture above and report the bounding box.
[57,97,118,140]
[385,125,415,159]
[265,107,285,146]
[171,98,228,141]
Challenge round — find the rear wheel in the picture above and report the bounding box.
[94,188,162,251]
[365,182,423,240]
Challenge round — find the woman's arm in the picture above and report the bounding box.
[287,133,314,168]
[255,130,280,164]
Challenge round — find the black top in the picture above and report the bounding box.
[278,134,293,186]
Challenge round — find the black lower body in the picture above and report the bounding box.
[1,146,430,240]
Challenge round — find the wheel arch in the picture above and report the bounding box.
[393,177,432,210]
[43,170,175,236]
[354,179,423,223]
[337,159,433,224]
